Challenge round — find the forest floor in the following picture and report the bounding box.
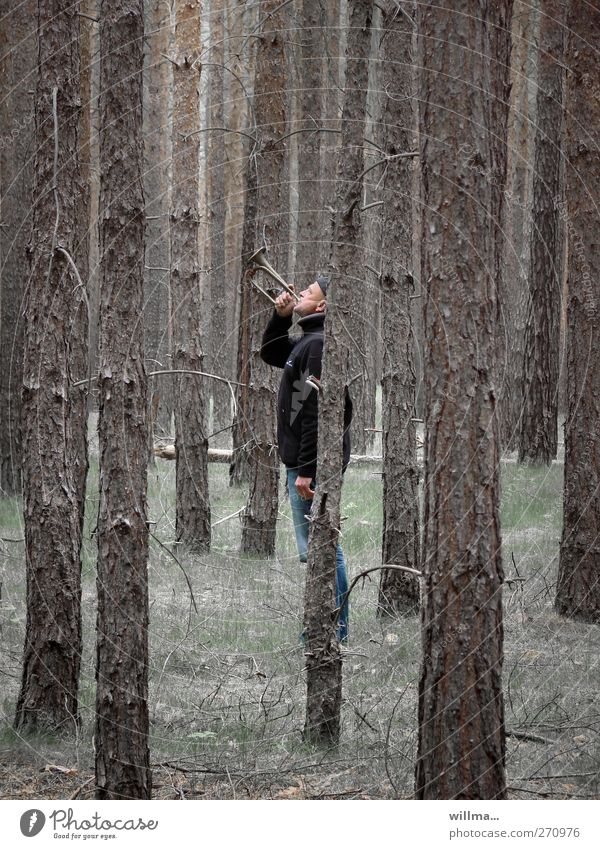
[1,438,599,800]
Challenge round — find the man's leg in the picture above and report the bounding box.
[287,468,311,562]
[336,544,349,643]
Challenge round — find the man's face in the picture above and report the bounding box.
[293,282,327,318]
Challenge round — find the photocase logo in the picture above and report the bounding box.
[290,367,313,425]
[20,810,46,837]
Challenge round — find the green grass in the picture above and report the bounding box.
[1,450,599,800]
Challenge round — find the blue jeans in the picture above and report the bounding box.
[287,468,349,642]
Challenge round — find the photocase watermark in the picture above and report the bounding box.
[18,808,159,840]
[20,810,46,837]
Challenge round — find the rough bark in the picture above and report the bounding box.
[318,0,344,268]
[415,0,510,799]
[230,156,257,486]
[14,0,88,734]
[518,0,566,465]
[207,0,231,438]
[83,0,101,413]
[240,0,285,556]
[295,0,326,282]
[499,0,539,450]
[95,0,151,799]
[0,0,35,495]
[222,0,248,439]
[144,0,173,437]
[229,0,259,486]
[356,3,383,456]
[377,0,420,616]
[79,0,99,417]
[555,2,600,623]
[170,0,211,552]
[303,0,372,745]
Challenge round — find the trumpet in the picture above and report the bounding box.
[247,246,301,304]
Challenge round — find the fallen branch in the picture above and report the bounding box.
[506,729,554,745]
[334,565,422,626]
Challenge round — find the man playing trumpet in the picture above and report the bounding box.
[259,274,353,642]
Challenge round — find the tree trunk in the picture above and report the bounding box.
[351,3,382,457]
[144,0,173,437]
[208,0,231,439]
[239,0,286,556]
[414,0,510,799]
[170,0,211,552]
[295,0,326,283]
[229,1,259,487]
[223,0,248,439]
[95,0,151,799]
[377,0,420,617]
[83,0,101,413]
[0,0,35,496]
[14,0,89,734]
[555,1,600,623]
[230,157,257,487]
[518,0,566,465]
[303,0,372,745]
[499,0,539,450]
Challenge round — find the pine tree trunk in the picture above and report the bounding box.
[95,0,151,799]
[295,0,326,283]
[303,0,372,745]
[518,0,565,465]
[230,156,257,487]
[499,0,539,450]
[415,0,510,799]
[15,0,89,734]
[229,3,259,487]
[377,0,420,616]
[83,0,101,412]
[170,0,211,552]
[0,0,35,496]
[240,0,286,556]
[223,0,248,437]
[208,0,231,438]
[144,0,173,437]
[555,1,600,623]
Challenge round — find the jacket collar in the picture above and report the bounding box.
[297,312,325,334]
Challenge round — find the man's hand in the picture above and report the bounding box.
[275,285,295,317]
[295,475,314,500]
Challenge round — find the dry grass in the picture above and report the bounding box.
[0,450,599,800]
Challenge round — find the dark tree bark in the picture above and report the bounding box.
[144,0,173,437]
[303,0,372,745]
[223,0,248,405]
[415,0,510,799]
[499,0,539,451]
[518,0,566,465]
[229,2,259,487]
[0,0,35,496]
[240,0,286,556]
[82,0,101,413]
[377,0,420,616]
[95,0,151,799]
[295,0,326,282]
[230,157,257,487]
[14,0,89,734]
[555,2,600,622]
[208,0,231,438]
[170,0,211,552]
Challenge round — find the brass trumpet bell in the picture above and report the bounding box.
[248,246,300,302]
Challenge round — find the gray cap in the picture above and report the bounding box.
[316,273,330,297]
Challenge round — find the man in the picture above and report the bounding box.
[260,274,352,642]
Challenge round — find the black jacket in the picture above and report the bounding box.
[260,310,352,478]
